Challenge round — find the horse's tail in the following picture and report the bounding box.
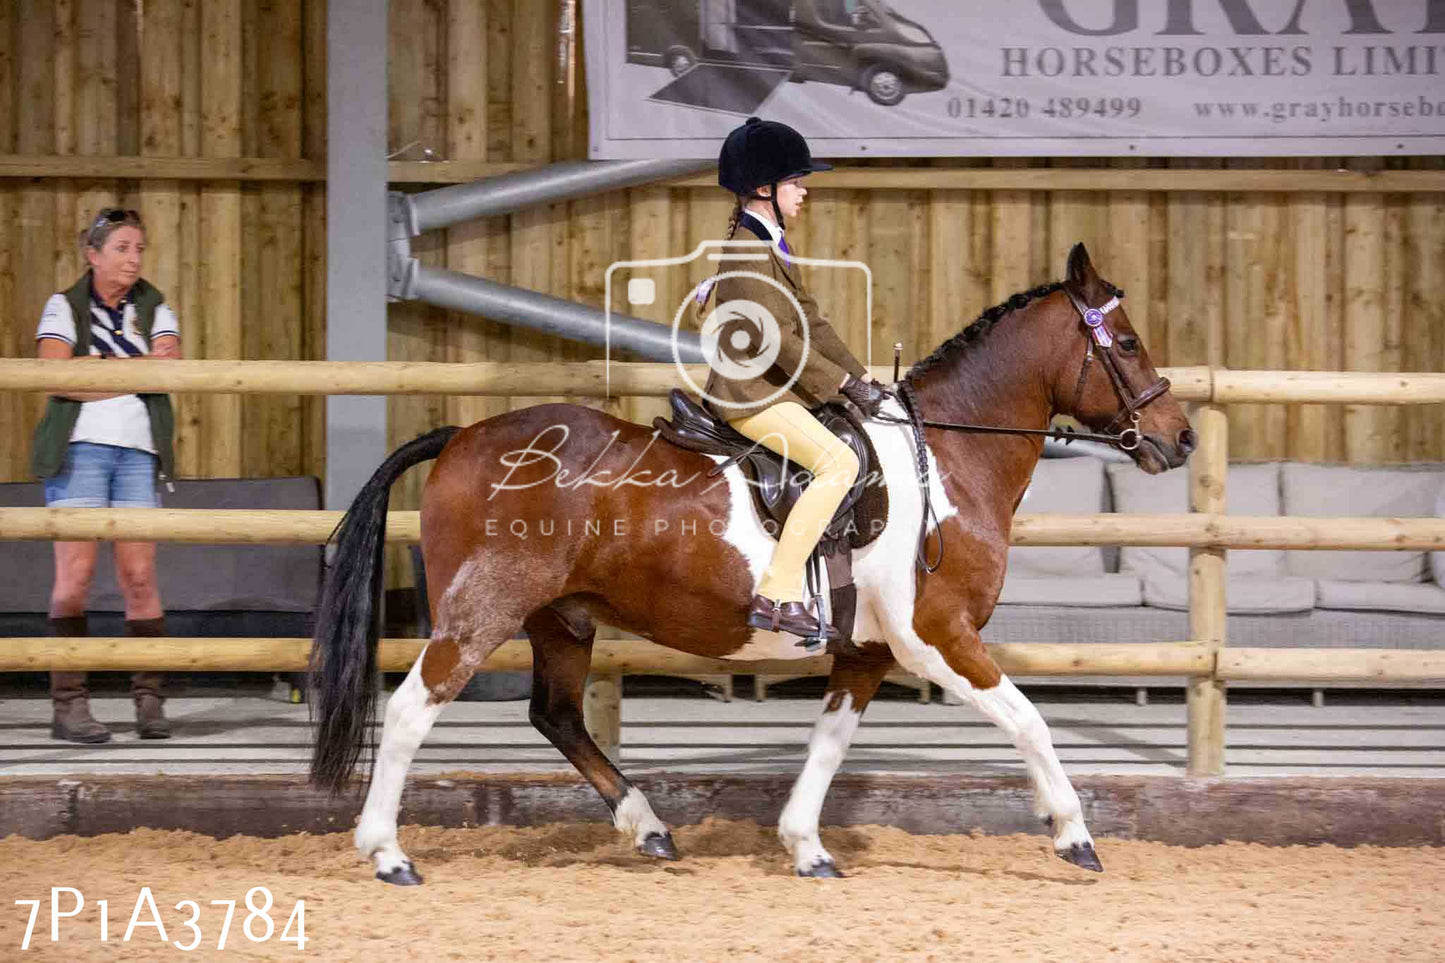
[308,425,462,795]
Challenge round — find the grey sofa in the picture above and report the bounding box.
[983,457,1445,652]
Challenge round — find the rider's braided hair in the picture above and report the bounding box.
[724,196,744,240]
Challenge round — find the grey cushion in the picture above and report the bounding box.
[1107,462,1284,577]
[0,478,321,614]
[980,603,1444,649]
[1008,456,1108,577]
[1142,571,1315,614]
[1282,464,1441,582]
[1434,481,1445,587]
[1315,579,1445,615]
[997,574,1142,608]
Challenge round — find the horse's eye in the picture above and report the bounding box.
[1118,337,1139,355]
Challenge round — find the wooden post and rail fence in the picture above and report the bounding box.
[2,359,1444,775]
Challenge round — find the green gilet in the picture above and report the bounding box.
[30,273,176,482]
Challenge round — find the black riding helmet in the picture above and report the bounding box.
[718,117,832,229]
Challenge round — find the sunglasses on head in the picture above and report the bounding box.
[92,208,142,229]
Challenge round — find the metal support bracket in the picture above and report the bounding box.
[386,191,418,302]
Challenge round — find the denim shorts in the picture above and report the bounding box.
[43,442,160,508]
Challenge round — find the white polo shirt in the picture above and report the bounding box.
[35,289,181,454]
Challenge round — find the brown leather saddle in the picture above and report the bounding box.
[654,389,889,650]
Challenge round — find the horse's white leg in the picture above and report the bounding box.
[959,675,1097,866]
[776,647,895,877]
[356,552,531,884]
[353,653,445,884]
[884,620,1101,871]
[354,628,503,884]
[778,693,862,877]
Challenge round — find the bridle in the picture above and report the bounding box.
[1061,287,1172,450]
[879,286,1171,452]
[876,285,1174,574]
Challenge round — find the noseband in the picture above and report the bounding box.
[1063,287,1171,453]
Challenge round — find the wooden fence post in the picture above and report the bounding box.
[584,671,622,763]
[1187,402,1228,776]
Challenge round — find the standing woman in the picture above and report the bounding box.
[32,208,180,743]
[702,117,888,641]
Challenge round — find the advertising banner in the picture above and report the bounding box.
[584,0,1445,157]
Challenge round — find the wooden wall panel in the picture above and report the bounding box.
[0,0,16,482]
[504,0,561,411]
[52,0,77,291]
[1164,160,1226,369]
[1222,161,1286,460]
[0,2,11,146]
[0,0,330,486]
[800,188,868,362]
[384,0,447,588]
[1403,158,1445,462]
[989,159,1034,304]
[1104,161,1152,350]
[1342,162,1394,463]
[138,0,184,307]
[199,0,243,476]
[867,187,925,367]
[115,0,140,155]
[924,184,971,360]
[555,0,604,412]
[242,0,305,478]
[1286,171,1330,463]
[622,184,676,428]
[567,190,624,392]
[72,0,122,281]
[169,0,205,478]
[1047,158,1107,284]
[14,0,57,482]
[301,0,327,484]
[925,182,983,365]
[443,0,501,431]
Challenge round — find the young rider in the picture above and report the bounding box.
[703,117,887,641]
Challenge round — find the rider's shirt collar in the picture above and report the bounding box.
[743,209,784,245]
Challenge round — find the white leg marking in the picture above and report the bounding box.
[354,653,446,876]
[612,786,670,847]
[778,693,862,874]
[951,673,1091,852]
[848,406,1092,852]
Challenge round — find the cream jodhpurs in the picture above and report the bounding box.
[726,402,860,603]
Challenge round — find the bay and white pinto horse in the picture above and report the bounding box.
[308,244,1194,883]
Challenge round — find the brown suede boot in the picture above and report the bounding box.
[50,616,111,744]
[128,617,171,739]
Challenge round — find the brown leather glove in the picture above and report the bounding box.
[839,375,889,419]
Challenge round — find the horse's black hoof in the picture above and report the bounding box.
[376,862,424,886]
[1057,841,1104,873]
[638,832,680,861]
[797,859,845,879]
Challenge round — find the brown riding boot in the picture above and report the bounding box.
[50,616,111,744]
[127,618,171,739]
[746,594,840,642]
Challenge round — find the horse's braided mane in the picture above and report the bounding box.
[904,278,1124,386]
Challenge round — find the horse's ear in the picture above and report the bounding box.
[1066,242,1095,286]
